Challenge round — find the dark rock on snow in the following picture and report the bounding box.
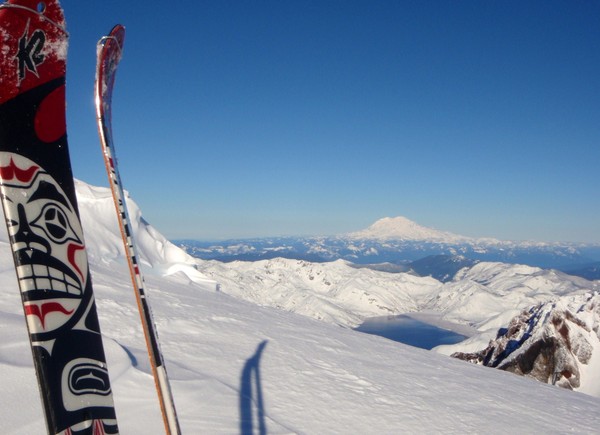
[453,293,600,390]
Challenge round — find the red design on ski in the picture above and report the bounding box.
[25,302,74,328]
[0,158,39,182]
[67,242,85,280]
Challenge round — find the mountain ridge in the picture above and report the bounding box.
[176,215,600,273]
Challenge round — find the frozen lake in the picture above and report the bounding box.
[355,314,468,350]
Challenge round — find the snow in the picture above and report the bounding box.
[348,216,473,242]
[196,254,598,340]
[579,324,600,397]
[1,181,600,433]
[196,258,441,326]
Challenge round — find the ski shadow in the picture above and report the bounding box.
[118,343,138,367]
[239,340,268,435]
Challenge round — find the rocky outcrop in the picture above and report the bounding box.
[453,293,600,390]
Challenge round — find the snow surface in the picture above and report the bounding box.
[197,255,597,333]
[1,181,600,433]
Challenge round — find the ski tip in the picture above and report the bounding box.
[98,23,126,52]
[110,23,126,37]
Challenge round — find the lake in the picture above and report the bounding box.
[355,314,468,350]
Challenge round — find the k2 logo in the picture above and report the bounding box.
[16,20,46,81]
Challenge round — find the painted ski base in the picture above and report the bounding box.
[0,1,118,434]
[96,25,181,435]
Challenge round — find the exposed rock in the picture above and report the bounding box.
[452,293,600,391]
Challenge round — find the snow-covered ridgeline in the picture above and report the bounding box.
[197,258,441,326]
[74,180,214,286]
[197,256,597,330]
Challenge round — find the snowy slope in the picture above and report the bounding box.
[1,182,600,433]
[196,258,441,326]
[434,262,596,328]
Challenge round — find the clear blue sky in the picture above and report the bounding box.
[63,1,600,242]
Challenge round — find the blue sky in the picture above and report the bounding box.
[62,1,600,242]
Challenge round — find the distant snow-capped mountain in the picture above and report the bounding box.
[176,216,600,274]
[347,216,473,243]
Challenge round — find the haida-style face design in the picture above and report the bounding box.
[0,153,88,335]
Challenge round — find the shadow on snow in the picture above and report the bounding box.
[239,340,268,435]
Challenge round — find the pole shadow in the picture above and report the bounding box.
[239,340,268,435]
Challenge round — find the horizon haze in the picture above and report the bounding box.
[177,215,600,246]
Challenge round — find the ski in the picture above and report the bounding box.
[0,1,119,434]
[95,25,181,435]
